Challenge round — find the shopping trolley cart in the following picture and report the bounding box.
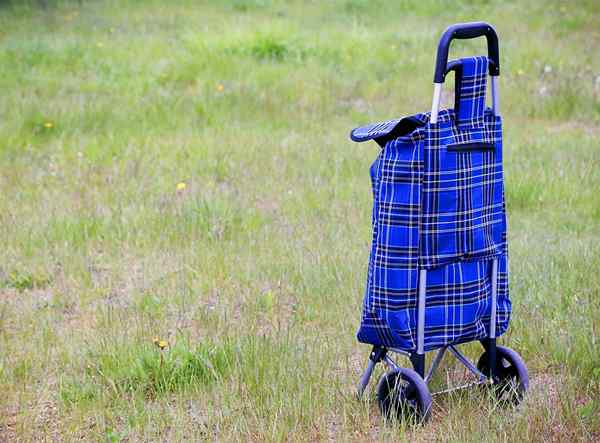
[350,22,528,422]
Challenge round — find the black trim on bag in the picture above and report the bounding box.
[446,142,495,152]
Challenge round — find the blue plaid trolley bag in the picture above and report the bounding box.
[351,23,528,422]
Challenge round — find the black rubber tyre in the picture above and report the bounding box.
[376,368,432,423]
[477,345,529,405]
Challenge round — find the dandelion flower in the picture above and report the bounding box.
[153,337,168,349]
[216,83,225,92]
[517,69,524,76]
[44,122,54,128]
[176,182,187,191]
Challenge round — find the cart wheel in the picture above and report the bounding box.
[376,368,432,423]
[477,345,528,405]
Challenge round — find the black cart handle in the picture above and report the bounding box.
[434,22,500,83]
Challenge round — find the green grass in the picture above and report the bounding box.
[0,0,599,440]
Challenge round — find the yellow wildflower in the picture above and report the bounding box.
[176,182,187,191]
[44,122,54,129]
[153,337,168,350]
[216,83,225,92]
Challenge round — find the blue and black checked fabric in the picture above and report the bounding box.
[352,57,511,352]
[456,55,488,130]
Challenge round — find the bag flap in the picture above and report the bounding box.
[350,118,401,142]
[349,115,427,146]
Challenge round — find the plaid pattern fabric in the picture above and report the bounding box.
[455,55,488,130]
[421,57,506,269]
[353,57,511,352]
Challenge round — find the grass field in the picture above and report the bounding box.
[0,0,599,441]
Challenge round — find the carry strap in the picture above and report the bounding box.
[455,56,488,129]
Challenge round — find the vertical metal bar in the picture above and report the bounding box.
[491,76,500,116]
[425,84,439,380]
[413,269,427,378]
[417,269,427,354]
[487,259,499,381]
[490,259,498,339]
[490,73,500,380]
[430,83,443,124]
